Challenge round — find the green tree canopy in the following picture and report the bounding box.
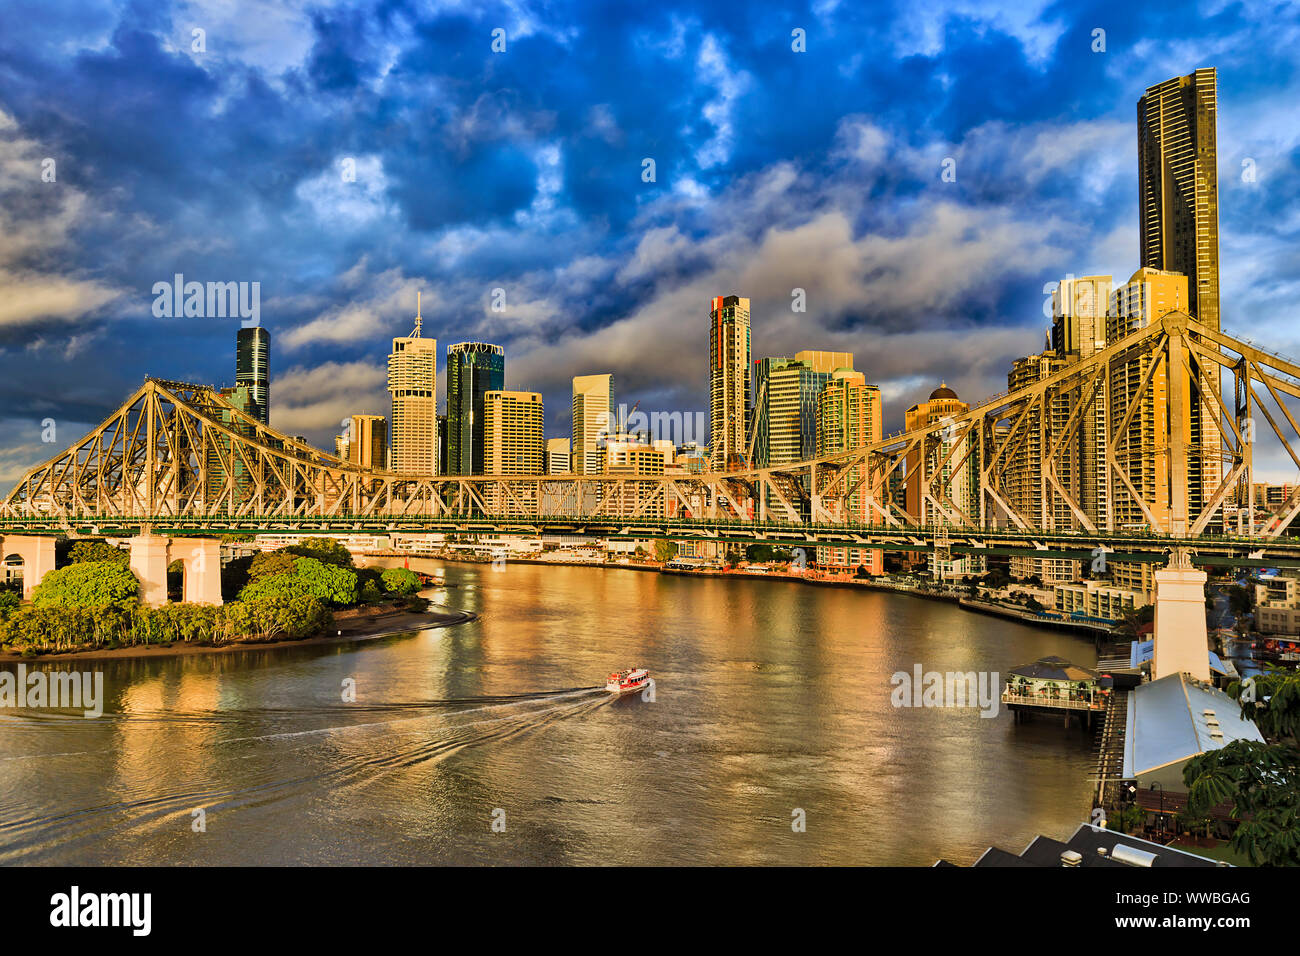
[380,567,421,595]
[32,560,139,609]
[1184,740,1300,867]
[284,538,355,568]
[67,540,129,565]
[653,540,678,563]
[248,551,299,581]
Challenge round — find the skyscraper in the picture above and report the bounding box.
[347,414,388,470]
[709,295,751,471]
[1053,275,1113,532]
[1137,68,1220,331]
[388,294,437,474]
[235,326,270,425]
[1006,350,1078,583]
[752,350,853,468]
[484,390,544,475]
[904,385,983,578]
[815,368,883,573]
[446,342,505,475]
[571,373,613,475]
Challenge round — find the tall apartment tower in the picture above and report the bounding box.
[446,342,505,475]
[1138,69,1224,527]
[484,390,544,475]
[1107,268,1188,535]
[1138,68,1220,331]
[235,326,270,425]
[1053,275,1113,531]
[571,373,613,475]
[904,385,983,579]
[815,369,884,573]
[709,295,751,471]
[388,294,437,474]
[1006,349,1078,583]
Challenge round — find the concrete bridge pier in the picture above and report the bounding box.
[129,535,224,607]
[174,538,222,605]
[1,535,57,600]
[130,534,171,608]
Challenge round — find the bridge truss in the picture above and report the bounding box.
[4,312,1300,556]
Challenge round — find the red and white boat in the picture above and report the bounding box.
[606,667,651,695]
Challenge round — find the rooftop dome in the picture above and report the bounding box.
[929,382,959,401]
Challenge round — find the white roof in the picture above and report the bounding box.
[1123,672,1265,779]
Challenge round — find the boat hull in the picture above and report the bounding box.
[606,679,651,695]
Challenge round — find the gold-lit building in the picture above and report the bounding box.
[1053,274,1114,531]
[347,414,388,470]
[815,368,882,573]
[484,390,544,475]
[546,437,571,474]
[1006,349,1079,583]
[904,384,983,578]
[708,295,751,470]
[1138,68,1220,332]
[571,373,612,475]
[388,295,437,475]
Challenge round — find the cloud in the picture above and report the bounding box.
[271,359,387,441]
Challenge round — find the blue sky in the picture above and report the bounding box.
[1,0,1299,481]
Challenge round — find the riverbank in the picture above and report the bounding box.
[0,597,474,662]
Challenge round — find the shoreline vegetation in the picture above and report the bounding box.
[0,537,461,661]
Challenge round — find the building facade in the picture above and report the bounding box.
[571,373,613,476]
[347,414,388,470]
[546,437,571,474]
[446,342,505,475]
[235,326,270,425]
[708,295,751,471]
[815,368,883,572]
[388,300,437,475]
[483,390,544,475]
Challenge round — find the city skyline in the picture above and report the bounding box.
[2,2,1298,486]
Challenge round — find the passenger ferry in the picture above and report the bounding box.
[606,668,651,695]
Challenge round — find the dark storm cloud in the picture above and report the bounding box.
[0,0,1296,465]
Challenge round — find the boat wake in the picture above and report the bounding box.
[0,686,611,861]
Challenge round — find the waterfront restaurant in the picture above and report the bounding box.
[1002,655,1108,724]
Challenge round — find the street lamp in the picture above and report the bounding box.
[1150,782,1166,839]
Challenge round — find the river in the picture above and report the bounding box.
[0,559,1099,865]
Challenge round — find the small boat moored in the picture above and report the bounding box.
[606,667,651,695]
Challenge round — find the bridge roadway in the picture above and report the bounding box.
[3,514,1299,568]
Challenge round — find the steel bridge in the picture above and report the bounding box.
[5,311,1300,563]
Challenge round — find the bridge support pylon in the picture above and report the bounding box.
[1151,548,1210,683]
[130,534,171,608]
[173,538,222,605]
[1,535,57,600]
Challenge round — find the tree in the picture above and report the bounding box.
[31,560,139,609]
[248,551,299,581]
[1184,740,1300,866]
[285,538,354,568]
[1225,584,1255,619]
[654,540,678,563]
[291,557,358,606]
[380,567,420,596]
[0,590,20,619]
[67,540,129,565]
